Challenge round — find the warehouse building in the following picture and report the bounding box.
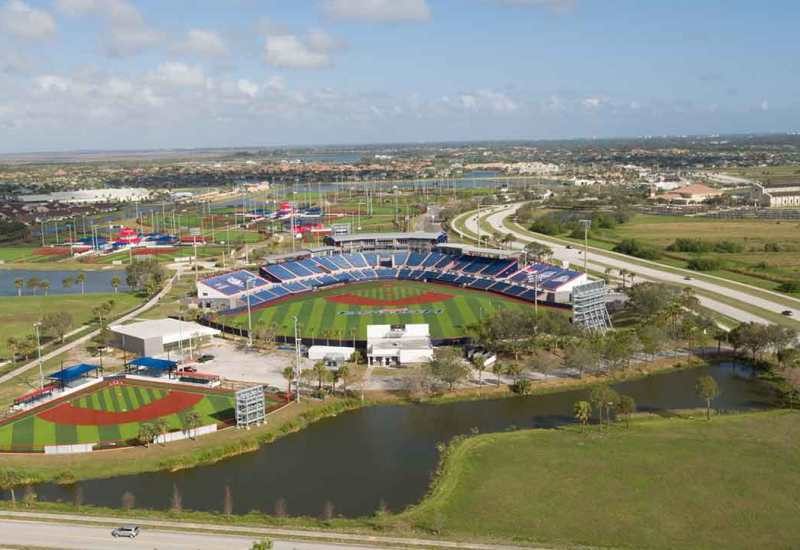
[109,318,220,358]
[366,324,434,366]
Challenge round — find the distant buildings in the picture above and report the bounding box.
[754,182,800,208]
[18,188,152,204]
[651,183,723,204]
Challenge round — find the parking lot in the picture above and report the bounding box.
[188,338,313,388]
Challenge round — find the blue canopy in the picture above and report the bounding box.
[128,357,177,371]
[49,363,98,383]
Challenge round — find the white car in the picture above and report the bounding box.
[111,525,140,538]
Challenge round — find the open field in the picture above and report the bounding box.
[0,292,141,359]
[724,164,800,183]
[0,381,236,451]
[227,280,546,340]
[401,410,800,549]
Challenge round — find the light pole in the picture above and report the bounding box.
[579,219,591,273]
[246,278,255,347]
[293,315,301,403]
[33,322,43,389]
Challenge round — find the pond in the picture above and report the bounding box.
[0,269,128,297]
[24,363,775,518]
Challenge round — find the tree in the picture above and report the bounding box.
[76,272,86,296]
[342,362,368,401]
[637,324,668,361]
[171,483,182,512]
[564,342,600,378]
[126,257,167,295]
[6,337,19,362]
[524,241,553,262]
[40,311,73,343]
[223,485,233,516]
[138,423,156,447]
[251,539,274,550]
[694,375,719,420]
[490,362,505,387]
[589,384,619,427]
[311,361,332,392]
[40,280,50,296]
[573,400,592,431]
[26,276,41,295]
[111,276,121,294]
[281,366,295,396]
[183,411,201,440]
[472,355,486,384]
[625,282,680,320]
[616,395,636,428]
[428,348,470,391]
[603,331,638,371]
[62,276,74,291]
[153,418,169,444]
[14,278,23,297]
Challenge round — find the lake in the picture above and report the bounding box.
[0,269,128,297]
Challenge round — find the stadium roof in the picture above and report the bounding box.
[110,318,220,345]
[197,270,269,296]
[49,363,99,382]
[128,357,177,371]
[327,231,444,243]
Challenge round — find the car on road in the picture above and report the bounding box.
[565,245,573,249]
[197,354,215,363]
[782,310,793,316]
[180,365,198,373]
[684,276,692,281]
[111,525,139,538]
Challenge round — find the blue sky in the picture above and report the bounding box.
[0,0,798,153]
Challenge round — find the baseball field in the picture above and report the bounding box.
[0,381,237,452]
[227,280,545,340]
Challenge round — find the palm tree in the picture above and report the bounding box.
[14,278,23,297]
[573,400,592,431]
[26,276,41,295]
[183,411,201,440]
[490,362,505,387]
[473,355,486,384]
[311,361,329,391]
[40,280,50,296]
[6,337,19,362]
[111,276,121,295]
[153,418,169,444]
[76,272,86,296]
[281,366,295,397]
[62,276,74,291]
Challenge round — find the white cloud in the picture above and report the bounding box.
[0,0,56,40]
[237,79,259,98]
[323,0,431,22]
[265,32,340,69]
[760,99,769,111]
[581,97,603,109]
[491,0,576,11]
[56,0,161,56]
[150,62,208,88]
[175,29,228,58]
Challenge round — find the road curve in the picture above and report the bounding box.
[462,204,794,325]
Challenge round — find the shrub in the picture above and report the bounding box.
[613,239,661,260]
[778,281,800,293]
[510,379,533,395]
[667,238,712,253]
[713,240,744,253]
[687,257,723,271]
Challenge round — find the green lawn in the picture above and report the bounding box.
[0,292,142,359]
[0,383,235,451]
[227,280,541,339]
[401,410,800,549]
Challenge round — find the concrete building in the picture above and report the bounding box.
[109,318,220,358]
[18,188,152,204]
[755,182,800,207]
[308,345,356,369]
[366,324,434,367]
[324,231,447,252]
[654,183,723,204]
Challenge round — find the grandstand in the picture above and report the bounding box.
[324,231,447,252]
[196,248,590,314]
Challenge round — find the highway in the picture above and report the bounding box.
[460,203,800,325]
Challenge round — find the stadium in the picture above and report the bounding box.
[196,232,596,344]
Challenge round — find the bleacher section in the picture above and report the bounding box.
[202,251,585,312]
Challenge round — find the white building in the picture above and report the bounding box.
[19,188,152,204]
[308,345,356,369]
[109,318,220,358]
[366,324,434,367]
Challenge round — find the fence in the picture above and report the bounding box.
[44,443,95,455]
[154,423,217,445]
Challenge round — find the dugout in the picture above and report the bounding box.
[126,356,178,378]
[49,363,100,389]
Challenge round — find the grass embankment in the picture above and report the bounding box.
[400,409,800,549]
[0,397,362,488]
[0,292,141,359]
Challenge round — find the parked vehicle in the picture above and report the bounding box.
[782,310,793,316]
[197,354,215,363]
[111,526,139,538]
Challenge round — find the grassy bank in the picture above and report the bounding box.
[0,397,363,488]
[399,409,800,549]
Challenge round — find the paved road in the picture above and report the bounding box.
[0,275,176,387]
[0,512,535,550]
[0,519,378,550]
[462,204,800,325]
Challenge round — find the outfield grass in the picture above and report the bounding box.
[227,280,541,340]
[0,382,236,451]
[0,292,142,359]
[401,410,800,549]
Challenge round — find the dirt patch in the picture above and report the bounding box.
[326,291,454,307]
[37,390,204,425]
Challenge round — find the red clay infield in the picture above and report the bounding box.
[37,390,204,426]
[326,291,454,307]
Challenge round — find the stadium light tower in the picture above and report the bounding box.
[579,219,591,273]
[246,278,256,347]
[293,315,301,403]
[33,322,43,389]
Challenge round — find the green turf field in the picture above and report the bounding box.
[0,383,236,451]
[227,280,537,339]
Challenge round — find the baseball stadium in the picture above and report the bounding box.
[197,233,595,342]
